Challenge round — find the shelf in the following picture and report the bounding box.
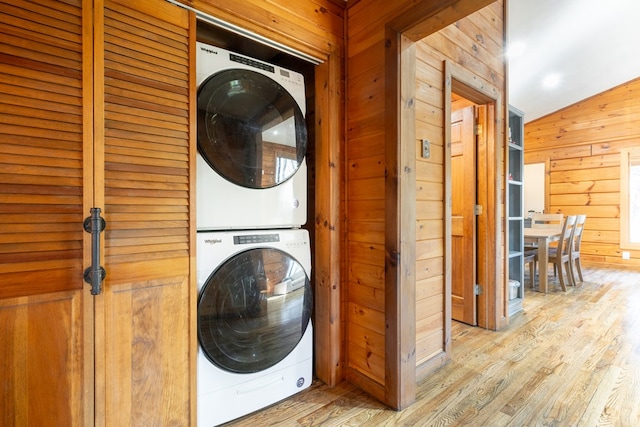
[507,105,525,316]
[508,183,523,218]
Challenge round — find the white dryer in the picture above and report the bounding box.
[196,42,308,230]
[196,229,313,426]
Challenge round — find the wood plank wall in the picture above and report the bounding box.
[414,2,505,369]
[524,77,640,267]
[346,0,502,407]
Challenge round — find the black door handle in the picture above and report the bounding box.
[83,207,106,295]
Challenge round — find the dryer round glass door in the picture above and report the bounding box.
[198,247,313,373]
[197,69,307,189]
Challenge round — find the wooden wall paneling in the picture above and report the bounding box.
[347,5,400,56]
[591,138,640,156]
[549,153,620,171]
[525,77,640,266]
[415,255,444,283]
[346,0,505,410]
[525,81,640,151]
[382,30,417,410]
[0,0,88,424]
[458,6,504,58]
[424,32,501,87]
[412,0,509,356]
[345,15,386,393]
[314,49,345,387]
[415,296,445,361]
[389,0,496,41]
[550,192,620,207]
[550,166,620,183]
[524,145,592,164]
[349,155,385,181]
[189,0,343,61]
[416,0,505,339]
[528,112,640,144]
[416,179,445,202]
[552,205,621,221]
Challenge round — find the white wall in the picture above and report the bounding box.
[524,162,545,216]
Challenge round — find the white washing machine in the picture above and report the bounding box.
[196,42,308,230]
[196,229,313,426]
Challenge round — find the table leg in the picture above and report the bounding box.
[538,237,548,293]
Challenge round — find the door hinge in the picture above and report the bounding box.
[475,123,483,136]
[474,284,482,295]
[474,205,483,215]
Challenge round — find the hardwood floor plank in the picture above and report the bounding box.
[577,365,622,426]
[221,265,640,426]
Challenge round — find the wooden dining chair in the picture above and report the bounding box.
[547,215,577,291]
[526,213,564,250]
[569,214,587,284]
[523,249,538,287]
[530,213,564,231]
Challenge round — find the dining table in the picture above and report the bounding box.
[524,227,562,293]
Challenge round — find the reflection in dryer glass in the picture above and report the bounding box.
[198,248,312,373]
[197,69,307,189]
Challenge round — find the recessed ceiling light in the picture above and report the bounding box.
[542,73,561,89]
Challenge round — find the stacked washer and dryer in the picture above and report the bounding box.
[195,42,313,426]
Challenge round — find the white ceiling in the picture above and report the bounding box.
[507,0,640,123]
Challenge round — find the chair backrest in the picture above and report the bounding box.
[571,214,587,254]
[557,215,577,257]
[531,213,564,232]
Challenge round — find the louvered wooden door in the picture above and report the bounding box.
[0,1,193,425]
[1,1,90,424]
[97,1,192,425]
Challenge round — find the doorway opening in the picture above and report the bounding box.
[444,60,502,331]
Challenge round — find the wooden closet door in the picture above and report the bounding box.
[96,1,193,425]
[1,0,194,425]
[0,1,92,425]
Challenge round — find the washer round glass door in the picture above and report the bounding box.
[198,247,313,373]
[197,68,307,189]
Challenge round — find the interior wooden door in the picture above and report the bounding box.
[0,0,193,425]
[450,106,477,325]
[0,1,92,424]
[95,1,193,425]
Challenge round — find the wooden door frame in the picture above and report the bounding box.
[383,28,417,410]
[444,60,504,330]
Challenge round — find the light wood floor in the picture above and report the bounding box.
[223,265,640,426]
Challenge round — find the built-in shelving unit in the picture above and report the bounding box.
[507,106,525,316]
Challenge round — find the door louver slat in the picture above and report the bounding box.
[0,0,83,298]
[103,2,189,266]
